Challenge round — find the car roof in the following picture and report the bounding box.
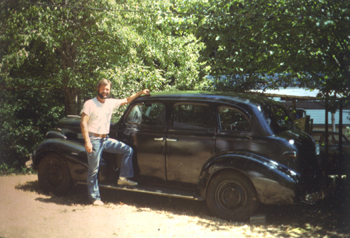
[135,91,274,108]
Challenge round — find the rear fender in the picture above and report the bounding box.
[199,152,300,205]
[33,138,88,182]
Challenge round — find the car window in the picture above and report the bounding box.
[218,106,250,132]
[126,103,166,126]
[259,102,293,134]
[172,103,212,130]
[142,103,166,126]
[126,104,142,124]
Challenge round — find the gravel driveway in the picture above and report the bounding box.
[0,174,349,238]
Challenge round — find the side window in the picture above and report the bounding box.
[142,103,166,126]
[126,103,166,126]
[218,106,250,132]
[126,104,142,124]
[173,103,212,130]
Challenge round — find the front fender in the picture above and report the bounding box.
[199,152,300,205]
[33,138,88,182]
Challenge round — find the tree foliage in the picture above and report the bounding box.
[176,0,350,98]
[1,0,206,115]
[97,0,208,100]
[0,0,206,162]
[0,87,64,164]
[1,0,349,164]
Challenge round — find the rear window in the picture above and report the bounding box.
[218,106,250,132]
[259,103,293,134]
[172,103,212,130]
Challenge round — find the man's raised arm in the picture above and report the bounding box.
[121,89,150,106]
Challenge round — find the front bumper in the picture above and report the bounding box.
[25,153,33,169]
[304,191,326,203]
[302,182,334,203]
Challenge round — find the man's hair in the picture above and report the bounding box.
[96,79,112,90]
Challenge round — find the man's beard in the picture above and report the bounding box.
[98,92,109,99]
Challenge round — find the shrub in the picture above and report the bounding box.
[0,88,65,167]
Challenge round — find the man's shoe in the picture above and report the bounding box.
[93,200,104,206]
[118,178,138,186]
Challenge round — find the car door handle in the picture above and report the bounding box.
[166,138,177,142]
[154,138,164,141]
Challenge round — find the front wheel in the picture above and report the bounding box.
[206,171,259,221]
[38,153,72,195]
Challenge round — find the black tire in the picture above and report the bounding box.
[206,171,259,221]
[38,153,72,195]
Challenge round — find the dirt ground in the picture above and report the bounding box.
[0,174,349,238]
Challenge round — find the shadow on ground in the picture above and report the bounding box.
[16,180,350,237]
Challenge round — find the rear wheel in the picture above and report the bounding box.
[38,154,72,195]
[206,171,259,221]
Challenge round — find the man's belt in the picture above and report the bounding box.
[89,133,107,138]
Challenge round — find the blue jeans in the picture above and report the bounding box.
[87,135,134,202]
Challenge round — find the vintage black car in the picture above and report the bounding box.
[31,91,327,221]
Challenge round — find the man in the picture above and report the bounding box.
[81,79,150,205]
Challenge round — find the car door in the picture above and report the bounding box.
[166,102,215,185]
[215,105,254,153]
[119,101,167,181]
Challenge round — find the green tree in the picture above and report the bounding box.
[1,0,206,115]
[0,0,206,162]
[1,0,111,115]
[177,0,350,98]
[99,0,208,99]
[0,86,64,165]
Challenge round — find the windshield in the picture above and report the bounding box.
[259,102,294,134]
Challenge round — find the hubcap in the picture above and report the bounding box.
[45,163,63,188]
[217,182,246,211]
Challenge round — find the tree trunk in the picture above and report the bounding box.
[59,40,79,116]
[64,86,79,116]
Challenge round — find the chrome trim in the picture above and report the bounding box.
[25,154,33,168]
[77,182,204,201]
[328,174,347,179]
[315,143,320,155]
[283,151,297,158]
[56,128,64,133]
[304,191,325,203]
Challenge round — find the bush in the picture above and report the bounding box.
[0,162,36,175]
[0,88,65,166]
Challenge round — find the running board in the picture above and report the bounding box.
[77,182,205,201]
